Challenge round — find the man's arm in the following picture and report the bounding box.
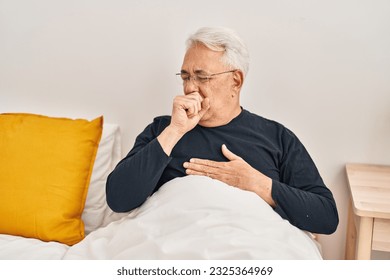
[106,121,172,212]
[106,92,210,212]
[271,128,339,234]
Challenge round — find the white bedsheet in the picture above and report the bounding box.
[0,234,69,260]
[64,175,322,260]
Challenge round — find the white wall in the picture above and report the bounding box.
[1,0,389,260]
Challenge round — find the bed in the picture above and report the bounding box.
[0,114,322,260]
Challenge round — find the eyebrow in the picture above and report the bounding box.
[180,69,209,75]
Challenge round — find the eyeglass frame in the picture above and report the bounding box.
[176,69,238,84]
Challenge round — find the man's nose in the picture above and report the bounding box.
[183,79,200,95]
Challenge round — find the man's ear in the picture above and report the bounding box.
[232,70,244,92]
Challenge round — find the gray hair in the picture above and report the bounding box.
[186,27,249,77]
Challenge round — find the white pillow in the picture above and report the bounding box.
[82,123,127,234]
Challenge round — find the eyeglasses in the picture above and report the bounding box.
[176,69,237,85]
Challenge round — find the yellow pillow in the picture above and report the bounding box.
[0,113,103,245]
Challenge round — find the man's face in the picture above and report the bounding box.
[180,43,238,125]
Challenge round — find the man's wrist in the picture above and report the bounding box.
[157,125,185,156]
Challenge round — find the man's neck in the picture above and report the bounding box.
[199,106,242,128]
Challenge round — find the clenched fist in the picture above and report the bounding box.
[157,92,210,156]
[170,92,210,135]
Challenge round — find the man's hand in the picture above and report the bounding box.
[183,144,276,207]
[157,92,210,156]
[170,92,210,135]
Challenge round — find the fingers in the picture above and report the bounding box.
[183,158,239,187]
[184,168,213,178]
[221,144,242,161]
[183,146,241,177]
[183,159,225,176]
[174,92,205,118]
[190,158,222,167]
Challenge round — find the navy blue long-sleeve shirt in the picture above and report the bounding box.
[106,109,339,234]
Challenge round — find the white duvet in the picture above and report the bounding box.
[63,175,322,260]
[0,175,322,260]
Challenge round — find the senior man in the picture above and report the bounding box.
[106,27,339,234]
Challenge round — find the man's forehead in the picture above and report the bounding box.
[182,45,224,72]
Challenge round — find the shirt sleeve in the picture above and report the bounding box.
[271,128,339,234]
[106,118,171,212]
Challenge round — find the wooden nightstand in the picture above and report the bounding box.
[345,163,390,259]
